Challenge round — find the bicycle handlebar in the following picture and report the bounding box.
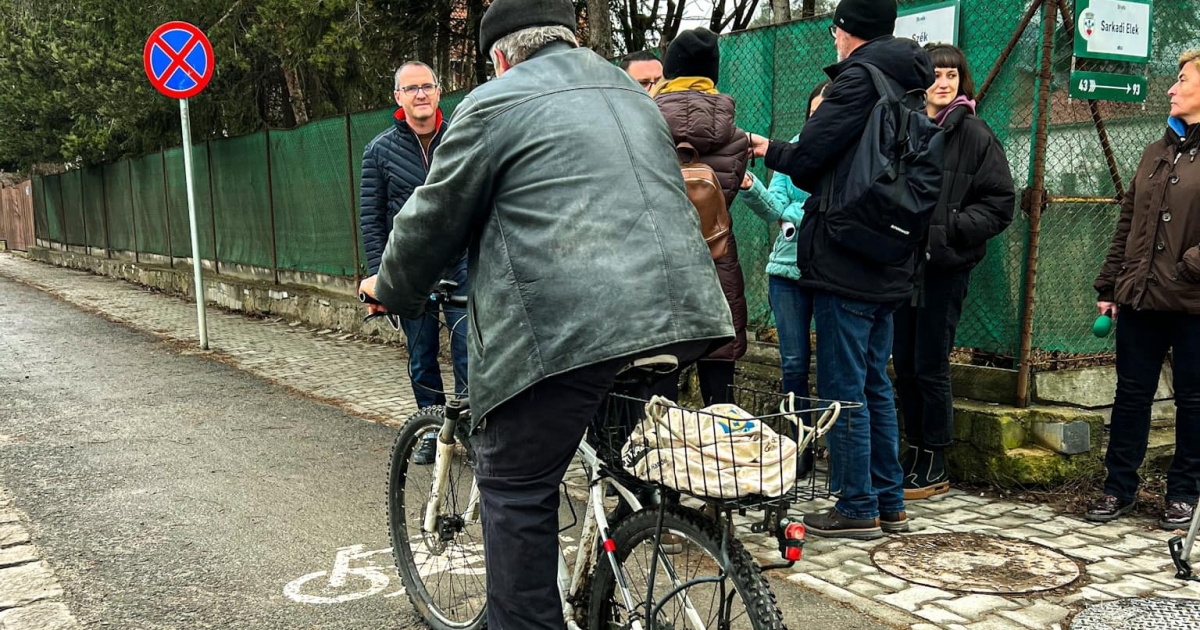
[358,279,466,331]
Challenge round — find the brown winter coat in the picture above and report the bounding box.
[1096,121,1200,313]
[655,79,750,362]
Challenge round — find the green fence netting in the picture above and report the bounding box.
[269,118,357,276]
[81,165,107,250]
[59,169,85,246]
[130,153,169,256]
[210,133,273,269]
[164,144,216,261]
[43,173,64,244]
[103,161,136,253]
[31,176,48,242]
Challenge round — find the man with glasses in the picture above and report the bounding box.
[359,61,468,465]
[619,50,663,91]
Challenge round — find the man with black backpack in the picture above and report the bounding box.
[749,0,942,540]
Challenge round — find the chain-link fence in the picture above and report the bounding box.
[29,0,1196,401]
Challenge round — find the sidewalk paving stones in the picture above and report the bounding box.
[0,488,81,629]
[5,252,1200,629]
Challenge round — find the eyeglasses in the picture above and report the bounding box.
[637,79,659,88]
[398,83,439,96]
[828,25,837,38]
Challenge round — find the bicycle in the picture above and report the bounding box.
[367,283,850,630]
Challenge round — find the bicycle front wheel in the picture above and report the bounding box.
[388,408,487,630]
[588,506,785,630]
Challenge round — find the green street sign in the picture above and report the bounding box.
[1070,70,1148,103]
[1074,0,1153,63]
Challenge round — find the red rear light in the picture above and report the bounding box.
[781,522,805,562]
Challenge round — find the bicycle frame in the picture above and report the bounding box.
[418,405,711,630]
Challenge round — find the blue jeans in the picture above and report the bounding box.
[768,276,814,399]
[770,276,817,478]
[400,261,469,409]
[814,291,905,519]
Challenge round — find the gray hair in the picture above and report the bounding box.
[394,61,439,91]
[489,25,577,67]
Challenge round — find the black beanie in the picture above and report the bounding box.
[833,0,898,41]
[479,0,577,55]
[663,28,720,82]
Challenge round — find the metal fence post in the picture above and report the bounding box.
[1015,0,1057,407]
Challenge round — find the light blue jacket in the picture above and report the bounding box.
[739,140,810,280]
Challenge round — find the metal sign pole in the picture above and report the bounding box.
[179,97,209,349]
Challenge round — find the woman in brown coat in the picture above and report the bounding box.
[652,27,750,405]
[1088,49,1200,529]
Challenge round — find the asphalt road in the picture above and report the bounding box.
[0,274,891,629]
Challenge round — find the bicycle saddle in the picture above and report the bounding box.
[614,354,679,385]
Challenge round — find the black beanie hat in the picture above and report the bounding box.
[663,28,721,82]
[479,0,577,56]
[833,0,898,41]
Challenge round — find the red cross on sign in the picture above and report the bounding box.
[143,22,214,99]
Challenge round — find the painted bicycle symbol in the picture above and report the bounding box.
[284,541,486,605]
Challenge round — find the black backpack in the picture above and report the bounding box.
[820,62,945,266]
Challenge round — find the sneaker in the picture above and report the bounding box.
[412,432,439,465]
[1084,494,1135,523]
[1160,500,1196,530]
[803,507,883,540]
[880,511,910,534]
[903,449,950,500]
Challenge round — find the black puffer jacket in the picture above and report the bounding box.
[926,106,1015,271]
[359,108,445,275]
[765,36,935,303]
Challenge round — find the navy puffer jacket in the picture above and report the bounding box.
[360,108,446,275]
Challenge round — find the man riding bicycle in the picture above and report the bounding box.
[358,0,732,627]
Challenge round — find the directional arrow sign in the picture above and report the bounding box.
[1069,70,1148,104]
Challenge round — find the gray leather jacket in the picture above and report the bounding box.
[375,42,733,425]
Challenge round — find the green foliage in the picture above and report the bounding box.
[0,0,452,171]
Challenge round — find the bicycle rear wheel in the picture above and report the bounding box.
[588,505,786,630]
[388,408,487,630]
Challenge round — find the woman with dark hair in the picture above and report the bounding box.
[893,43,1015,499]
[739,80,829,478]
[1088,49,1200,529]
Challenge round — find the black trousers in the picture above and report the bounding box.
[649,360,736,405]
[1103,308,1200,504]
[892,268,971,450]
[471,341,709,629]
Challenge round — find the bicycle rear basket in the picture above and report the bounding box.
[593,389,859,508]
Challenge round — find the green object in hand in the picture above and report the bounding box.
[1092,312,1114,337]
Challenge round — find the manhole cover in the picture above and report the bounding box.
[870,533,1080,594]
[1071,597,1200,629]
